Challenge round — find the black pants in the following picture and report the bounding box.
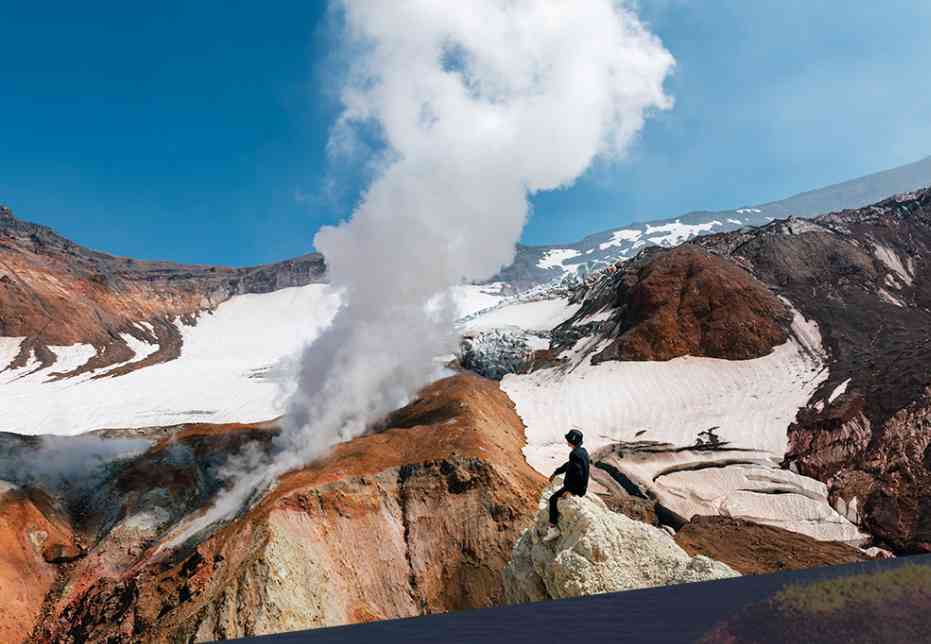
[549,487,570,525]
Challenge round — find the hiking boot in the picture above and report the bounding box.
[542,525,560,543]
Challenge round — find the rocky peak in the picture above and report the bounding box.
[503,482,738,603]
[551,245,791,363]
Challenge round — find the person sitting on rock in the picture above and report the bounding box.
[542,429,590,542]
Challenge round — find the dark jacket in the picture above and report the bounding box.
[554,446,590,496]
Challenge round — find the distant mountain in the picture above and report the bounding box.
[0,204,326,379]
[4,172,930,643]
[536,186,931,553]
[495,155,931,290]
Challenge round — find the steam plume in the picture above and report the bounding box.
[165,0,674,547]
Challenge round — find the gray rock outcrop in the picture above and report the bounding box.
[504,483,738,603]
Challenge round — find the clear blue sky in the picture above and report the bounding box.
[2,1,929,266]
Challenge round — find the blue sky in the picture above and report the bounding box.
[1,1,929,266]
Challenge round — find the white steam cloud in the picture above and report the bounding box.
[164,0,673,548]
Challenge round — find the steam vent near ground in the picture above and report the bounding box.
[3,2,931,642]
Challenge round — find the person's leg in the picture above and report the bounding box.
[548,487,567,526]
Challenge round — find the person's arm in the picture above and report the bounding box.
[549,461,569,480]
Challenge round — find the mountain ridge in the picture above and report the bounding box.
[496,155,931,289]
[0,205,326,378]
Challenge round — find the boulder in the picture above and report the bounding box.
[503,483,738,603]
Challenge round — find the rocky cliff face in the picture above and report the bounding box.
[0,205,325,377]
[0,373,545,643]
[0,483,83,644]
[544,188,931,554]
[706,189,931,553]
[503,483,738,603]
[552,245,791,362]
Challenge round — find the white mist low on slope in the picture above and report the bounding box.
[0,285,342,435]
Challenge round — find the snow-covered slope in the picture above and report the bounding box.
[0,284,341,435]
[501,309,827,475]
[0,281,519,435]
[478,248,868,544]
[461,298,580,334]
[449,283,510,318]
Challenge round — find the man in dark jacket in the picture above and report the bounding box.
[542,429,590,542]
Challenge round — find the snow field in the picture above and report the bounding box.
[0,284,341,435]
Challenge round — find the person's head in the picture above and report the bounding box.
[565,429,583,447]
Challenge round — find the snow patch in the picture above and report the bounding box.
[462,298,581,334]
[1,339,38,382]
[781,299,826,360]
[0,284,342,435]
[873,244,913,285]
[45,344,99,376]
[828,378,850,404]
[0,337,26,373]
[878,288,905,308]
[502,333,827,477]
[609,449,866,544]
[450,283,508,318]
[884,273,903,290]
[642,219,722,248]
[577,308,615,324]
[598,229,642,251]
[538,248,582,271]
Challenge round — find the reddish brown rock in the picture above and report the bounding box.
[555,245,790,363]
[0,486,80,644]
[0,207,324,376]
[27,373,546,643]
[674,515,869,575]
[701,189,931,554]
[785,395,873,482]
[837,398,931,553]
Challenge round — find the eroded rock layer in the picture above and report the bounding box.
[0,205,325,376]
[7,373,545,643]
[674,515,869,575]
